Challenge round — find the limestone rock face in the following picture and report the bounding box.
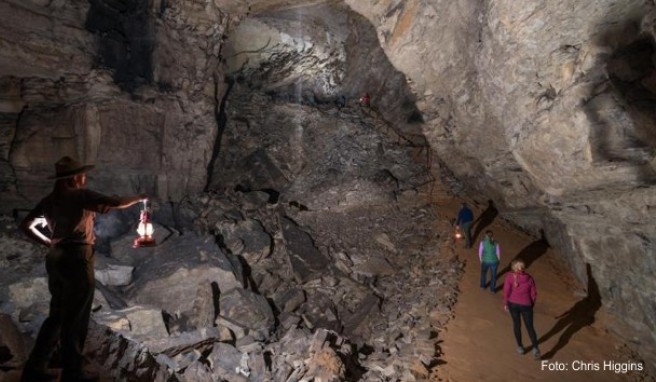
[0,0,232,210]
[221,2,425,145]
[211,87,429,211]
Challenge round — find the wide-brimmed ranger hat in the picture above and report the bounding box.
[49,156,95,179]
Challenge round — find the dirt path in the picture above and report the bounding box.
[434,198,650,382]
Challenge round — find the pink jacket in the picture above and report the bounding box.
[503,272,537,307]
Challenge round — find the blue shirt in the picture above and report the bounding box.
[456,207,474,225]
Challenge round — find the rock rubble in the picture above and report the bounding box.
[0,187,464,381]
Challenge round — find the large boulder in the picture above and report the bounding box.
[95,255,134,286]
[215,218,272,263]
[124,233,244,331]
[218,288,275,340]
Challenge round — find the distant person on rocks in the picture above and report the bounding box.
[478,230,500,293]
[503,259,541,360]
[336,95,346,110]
[20,156,147,382]
[359,92,371,108]
[455,202,474,248]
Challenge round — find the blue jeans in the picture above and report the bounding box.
[480,261,498,291]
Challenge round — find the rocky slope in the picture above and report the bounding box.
[0,104,462,381]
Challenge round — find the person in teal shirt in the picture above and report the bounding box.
[479,230,501,293]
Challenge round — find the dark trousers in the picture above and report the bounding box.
[508,302,539,349]
[24,245,95,373]
[460,221,472,248]
[480,261,498,291]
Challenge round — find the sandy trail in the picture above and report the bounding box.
[434,198,648,382]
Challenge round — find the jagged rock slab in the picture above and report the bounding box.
[86,321,174,382]
[272,287,305,313]
[219,288,274,339]
[209,342,248,382]
[182,361,215,381]
[142,327,219,357]
[124,306,169,339]
[280,217,330,283]
[94,261,134,287]
[125,233,243,330]
[341,293,380,339]
[215,218,272,263]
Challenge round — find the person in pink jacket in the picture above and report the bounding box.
[503,260,541,359]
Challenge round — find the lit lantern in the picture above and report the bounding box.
[454,226,462,240]
[133,200,156,248]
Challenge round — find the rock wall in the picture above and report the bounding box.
[221,2,425,145]
[210,85,431,209]
[0,0,231,211]
[344,0,656,362]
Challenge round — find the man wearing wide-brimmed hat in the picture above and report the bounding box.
[19,156,147,382]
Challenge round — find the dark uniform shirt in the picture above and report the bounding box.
[456,206,474,225]
[25,189,121,245]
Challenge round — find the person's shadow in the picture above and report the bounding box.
[496,230,549,291]
[539,264,602,359]
[472,200,498,242]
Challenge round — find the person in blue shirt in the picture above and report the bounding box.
[455,202,474,248]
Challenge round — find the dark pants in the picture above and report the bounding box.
[461,221,472,248]
[480,261,498,291]
[24,245,95,373]
[508,302,539,349]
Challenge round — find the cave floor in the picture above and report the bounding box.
[432,195,648,382]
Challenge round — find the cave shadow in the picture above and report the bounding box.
[583,25,656,184]
[539,263,602,359]
[472,199,498,243]
[235,254,259,294]
[85,0,155,93]
[496,229,549,291]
